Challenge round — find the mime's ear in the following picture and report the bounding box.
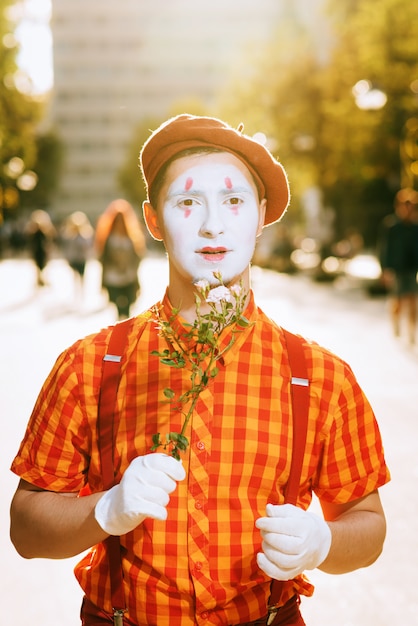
[143,201,163,241]
[256,198,267,237]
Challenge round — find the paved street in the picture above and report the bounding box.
[1,254,417,625]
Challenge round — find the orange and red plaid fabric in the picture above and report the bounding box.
[11,291,390,626]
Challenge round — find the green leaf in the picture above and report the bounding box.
[169,432,189,451]
[205,330,216,345]
[176,434,189,451]
[151,433,162,450]
[210,366,219,377]
[161,358,178,366]
[171,448,181,461]
[163,388,176,399]
[151,349,171,358]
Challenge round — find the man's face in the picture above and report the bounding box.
[145,152,266,287]
[396,201,417,222]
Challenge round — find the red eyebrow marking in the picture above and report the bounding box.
[225,176,233,189]
[185,177,193,191]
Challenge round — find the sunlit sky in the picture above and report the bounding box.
[15,0,53,93]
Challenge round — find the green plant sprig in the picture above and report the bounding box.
[151,272,250,460]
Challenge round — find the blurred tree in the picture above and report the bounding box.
[20,130,63,209]
[0,0,42,222]
[321,0,418,244]
[219,0,418,247]
[0,0,61,226]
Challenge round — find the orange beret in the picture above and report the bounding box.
[140,113,290,226]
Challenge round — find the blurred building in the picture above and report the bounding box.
[49,0,327,221]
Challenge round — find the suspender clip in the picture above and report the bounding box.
[291,376,309,387]
[104,354,122,363]
[113,608,125,626]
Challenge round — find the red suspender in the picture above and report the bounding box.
[97,321,309,622]
[268,329,310,612]
[98,318,135,620]
[282,329,310,505]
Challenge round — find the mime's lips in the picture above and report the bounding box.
[197,247,229,262]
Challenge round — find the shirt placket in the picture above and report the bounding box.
[187,387,216,624]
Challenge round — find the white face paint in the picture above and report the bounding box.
[154,152,266,288]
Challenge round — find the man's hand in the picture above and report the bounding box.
[255,503,332,580]
[94,453,186,536]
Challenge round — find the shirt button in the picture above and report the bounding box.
[201,611,209,619]
[195,500,203,510]
[195,561,203,570]
[197,441,205,451]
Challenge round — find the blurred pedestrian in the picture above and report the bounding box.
[25,209,56,286]
[95,199,146,319]
[378,187,418,344]
[60,211,94,299]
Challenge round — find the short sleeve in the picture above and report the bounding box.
[314,361,390,503]
[10,342,92,492]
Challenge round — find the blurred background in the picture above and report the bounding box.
[1,0,417,287]
[1,1,418,624]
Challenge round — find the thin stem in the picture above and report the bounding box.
[151,278,249,459]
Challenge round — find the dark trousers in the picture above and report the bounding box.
[81,594,305,626]
[238,595,305,626]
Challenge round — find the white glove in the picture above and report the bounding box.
[255,503,332,580]
[94,453,186,535]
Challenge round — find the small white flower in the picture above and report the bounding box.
[206,285,232,304]
[229,284,243,297]
[194,279,210,294]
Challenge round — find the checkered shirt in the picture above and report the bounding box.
[11,291,390,625]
